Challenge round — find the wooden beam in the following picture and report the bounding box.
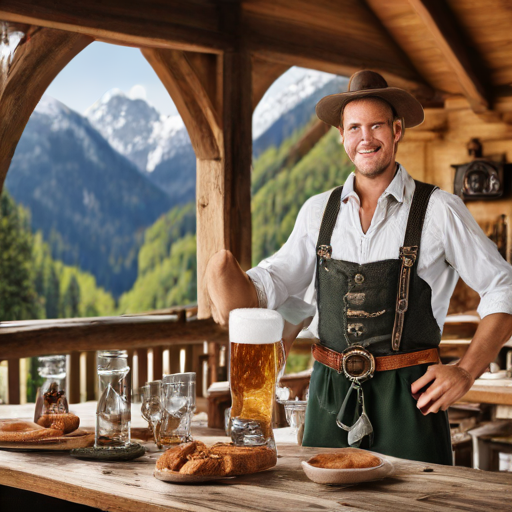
[0,0,232,53]
[251,56,289,111]
[244,10,436,102]
[0,1,436,101]
[406,0,489,113]
[142,49,221,160]
[0,316,228,360]
[0,26,92,193]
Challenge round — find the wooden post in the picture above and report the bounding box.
[68,352,80,404]
[85,351,96,401]
[152,346,164,381]
[208,341,220,387]
[143,41,253,320]
[7,359,20,405]
[137,348,148,389]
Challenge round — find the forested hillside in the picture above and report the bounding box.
[252,123,352,265]
[118,203,196,313]
[0,191,116,321]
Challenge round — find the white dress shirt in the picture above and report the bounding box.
[247,164,512,337]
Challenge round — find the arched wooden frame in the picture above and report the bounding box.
[0,23,289,319]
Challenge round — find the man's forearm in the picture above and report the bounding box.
[458,312,512,379]
[412,312,512,414]
[206,250,258,326]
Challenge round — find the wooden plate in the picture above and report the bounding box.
[154,468,234,484]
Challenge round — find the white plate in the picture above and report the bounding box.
[301,453,394,485]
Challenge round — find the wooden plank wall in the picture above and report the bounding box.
[398,97,512,313]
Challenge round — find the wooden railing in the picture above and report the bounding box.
[0,306,229,405]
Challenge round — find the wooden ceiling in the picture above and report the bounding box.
[1,0,512,113]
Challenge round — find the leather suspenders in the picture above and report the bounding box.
[391,181,438,351]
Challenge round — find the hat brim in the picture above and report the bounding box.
[315,88,424,129]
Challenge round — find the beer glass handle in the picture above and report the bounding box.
[277,339,286,382]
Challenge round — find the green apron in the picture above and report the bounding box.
[302,181,453,465]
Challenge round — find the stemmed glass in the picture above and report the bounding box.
[140,381,163,448]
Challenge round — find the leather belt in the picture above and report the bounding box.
[312,344,439,373]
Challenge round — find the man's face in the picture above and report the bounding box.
[340,97,402,179]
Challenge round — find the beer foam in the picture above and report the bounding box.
[229,308,284,344]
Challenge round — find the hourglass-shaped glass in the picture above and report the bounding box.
[34,355,69,423]
[95,350,131,448]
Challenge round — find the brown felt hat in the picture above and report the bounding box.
[316,70,424,129]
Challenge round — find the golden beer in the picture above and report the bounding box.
[230,341,280,439]
[229,308,284,447]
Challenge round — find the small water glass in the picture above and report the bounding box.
[161,381,191,444]
[140,381,163,448]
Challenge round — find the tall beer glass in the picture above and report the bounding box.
[229,308,284,448]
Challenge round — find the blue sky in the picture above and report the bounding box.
[46,42,180,116]
[45,42,314,117]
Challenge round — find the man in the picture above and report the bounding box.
[206,70,512,464]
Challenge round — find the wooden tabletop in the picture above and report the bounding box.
[1,403,512,512]
[461,376,512,406]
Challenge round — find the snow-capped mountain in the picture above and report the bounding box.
[85,90,196,204]
[5,96,172,296]
[253,68,340,139]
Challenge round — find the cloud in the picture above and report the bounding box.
[128,84,147,101]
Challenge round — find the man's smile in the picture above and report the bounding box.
[358,147,381,155]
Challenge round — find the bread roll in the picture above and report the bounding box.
[156,441,206,471]
[308,448,381,469]
[156,441,277,476]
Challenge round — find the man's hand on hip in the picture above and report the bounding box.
[411,364,474,415]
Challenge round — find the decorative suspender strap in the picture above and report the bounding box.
[391,181,438,351]
[316,186,344,265]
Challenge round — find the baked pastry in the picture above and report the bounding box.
[308,448,381,469]
[36,413,80,434]
[0,419,63,442]
[156,441,277,476]
[156,441,207,471]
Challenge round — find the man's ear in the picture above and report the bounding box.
[338,126,344,144]
[393,119,404,143]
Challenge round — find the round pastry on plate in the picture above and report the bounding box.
[301,448,394,485]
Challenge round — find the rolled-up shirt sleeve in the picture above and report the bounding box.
[437,193,512,318]
[247,197,318,317]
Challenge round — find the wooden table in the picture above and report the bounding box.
[461,377,512,407]
[1,404,512,511]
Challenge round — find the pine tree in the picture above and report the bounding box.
[46,265,61,318]
[0,190,42,320]
[63,274,81,318]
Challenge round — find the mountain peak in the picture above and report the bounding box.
[35,95,71,117]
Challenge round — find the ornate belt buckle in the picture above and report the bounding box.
[342,346,375,383]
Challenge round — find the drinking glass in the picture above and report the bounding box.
[95,350,131,448]
[229,308,284,449]
[140,381,163,448]
[34,355,69,423]
[161,381,191,444]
